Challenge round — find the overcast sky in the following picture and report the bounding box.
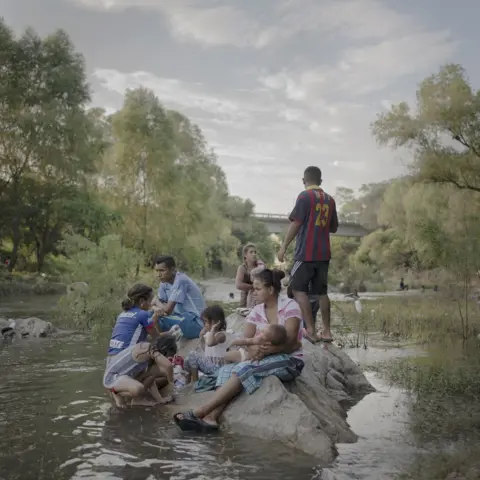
[1,0,478,213]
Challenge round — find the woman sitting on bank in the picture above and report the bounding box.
[174,269,304,432]
[235,243,266,309]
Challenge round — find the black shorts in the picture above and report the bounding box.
[289,260,329,296]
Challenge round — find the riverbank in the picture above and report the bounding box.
[0,270,66,298]
[3,278,478,479]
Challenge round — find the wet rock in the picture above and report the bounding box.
[17,317,55,337]
[171,312,375,462]
[0,316,56,338]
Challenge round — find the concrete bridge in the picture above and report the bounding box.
[253,213,369,237]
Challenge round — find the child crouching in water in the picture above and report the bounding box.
[225,324,287,363]
[103,335,178,409]
[184,305,229,383]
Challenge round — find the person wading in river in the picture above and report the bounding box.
[235,243,265,309]
[278,166,338,344]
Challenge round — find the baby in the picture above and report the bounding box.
[225,324,287,363]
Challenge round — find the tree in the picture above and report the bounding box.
[372,64,480,194]
[0,21,102,271]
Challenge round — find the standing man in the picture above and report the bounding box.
[278,166,338,343]
[153,255,206,339]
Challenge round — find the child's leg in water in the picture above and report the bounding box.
[109,375,147,408]
[137,364,172,403]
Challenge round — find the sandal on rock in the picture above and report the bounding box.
[173,410,219,433]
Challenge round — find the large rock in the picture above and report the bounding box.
[169,313,375,462]
[0,316,56,339]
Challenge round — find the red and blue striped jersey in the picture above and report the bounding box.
[289,187,338,261]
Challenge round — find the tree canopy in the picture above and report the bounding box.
[0,19,272,275]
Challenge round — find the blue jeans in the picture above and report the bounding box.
[157,311,203,339]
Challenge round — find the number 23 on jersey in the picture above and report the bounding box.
[315,202,329,227]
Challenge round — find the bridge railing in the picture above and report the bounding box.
[253,213,288,220]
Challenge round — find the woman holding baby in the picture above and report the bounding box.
[174,268,304,432]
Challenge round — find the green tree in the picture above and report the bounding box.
[372,64,480,193]
[0,21,103,271]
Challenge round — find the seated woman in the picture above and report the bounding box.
[235,243,266,309]
[103,336,177,409]
[174,269,304,432]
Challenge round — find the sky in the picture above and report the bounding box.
[1,0,479,213]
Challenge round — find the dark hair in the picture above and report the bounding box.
[121,283,153,311]
[155,255,176,269]
[149,335,178,358]
[304,166,322,185]
[256,269,285,296]
[201,305,227,331]
[267,324,287,346]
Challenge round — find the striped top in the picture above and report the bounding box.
[289,186,338,261]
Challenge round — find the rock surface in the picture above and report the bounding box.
[0,316,56,339]
[168,312,375,463]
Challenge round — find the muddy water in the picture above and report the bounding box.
[0,292,418,480]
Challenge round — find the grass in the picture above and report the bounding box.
[342,294,480,479]
[332,292,480,345]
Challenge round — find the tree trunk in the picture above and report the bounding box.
[8,218,21,272]
[35,238,47,272]
[8,179,21,272]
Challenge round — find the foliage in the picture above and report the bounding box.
[372,64,480,194]
[0,19,272,278]
[55,234,142,337]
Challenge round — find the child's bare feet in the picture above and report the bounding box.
[157,394,174,404]
[110,391,126,409]
[130,398,158,407]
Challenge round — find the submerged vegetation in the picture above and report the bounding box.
[337,293,480,479]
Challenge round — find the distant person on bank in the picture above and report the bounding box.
[235,243,266,308]
[153,255,206,339]
[278,166,338,344]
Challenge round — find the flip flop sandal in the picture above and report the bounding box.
[319,337,334,343]
[303,333,319,344]
[173,410,219,433]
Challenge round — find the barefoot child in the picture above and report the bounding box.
[225,324,287,363]
[103,335,177,408]
[184,305,229,383]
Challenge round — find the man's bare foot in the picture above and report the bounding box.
[130,398,158,407]
[110,391,126,409]
[318,330,334,342]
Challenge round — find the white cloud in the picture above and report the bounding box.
[73,0,459,212]
[68,0,441,50]
[260,31,457,101]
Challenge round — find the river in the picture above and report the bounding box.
[0,288,419,480]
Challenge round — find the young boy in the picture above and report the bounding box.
[225,324,287,363]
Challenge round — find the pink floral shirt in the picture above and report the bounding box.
[245,295,303,358]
